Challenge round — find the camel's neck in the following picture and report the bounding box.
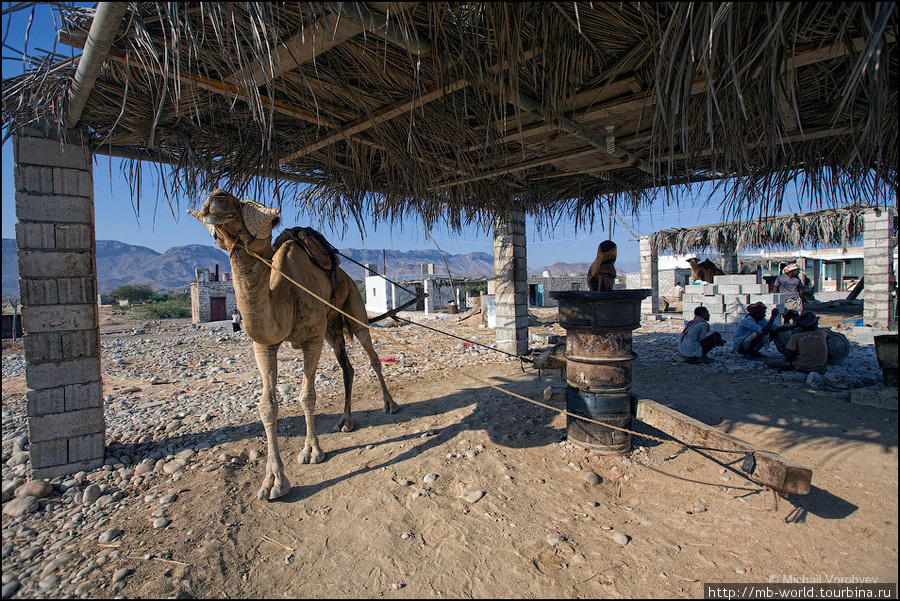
[227,244,280,329]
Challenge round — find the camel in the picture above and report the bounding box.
[587,240,617,291]
[189,189,398,500]
[686,257,726,283]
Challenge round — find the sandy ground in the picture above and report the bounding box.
[2,306,897,599]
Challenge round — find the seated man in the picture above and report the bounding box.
[676,307,725,364]
[778,312,829,374]
[733,302,782,358]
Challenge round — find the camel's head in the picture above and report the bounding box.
[188,189,281,251]
[686,257,700,266]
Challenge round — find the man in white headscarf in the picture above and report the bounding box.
[773,263,806,325]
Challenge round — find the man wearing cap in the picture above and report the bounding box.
[774,263,807,325]
[676,306,725,364]
[733,302,782,358]
[781,312,829,374]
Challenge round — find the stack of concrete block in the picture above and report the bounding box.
[14,122,105,479]
[682,274,785,342]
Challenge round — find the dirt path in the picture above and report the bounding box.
[2,308,897,598]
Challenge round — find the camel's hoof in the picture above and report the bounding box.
[257,475,290,500]
[385,401,400,414]
[298,448,325,464]
[336,419,354,433]
[269,480,290,500]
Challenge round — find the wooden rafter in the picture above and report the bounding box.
[430,145,608,191]
[60,30,335,128]
[280,48,537,165]
[224,12,357,88]
[226,3,425,89]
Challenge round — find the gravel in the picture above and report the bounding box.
[1,312,889,598]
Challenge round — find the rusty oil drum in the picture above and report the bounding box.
[551,290,650,452]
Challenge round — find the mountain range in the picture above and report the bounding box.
[2,238,615,298]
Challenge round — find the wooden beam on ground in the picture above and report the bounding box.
[632,397,812,495]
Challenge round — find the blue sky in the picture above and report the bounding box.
[2,3,818,269]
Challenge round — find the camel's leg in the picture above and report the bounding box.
[353,326,399,414]
[297,340,326,465]
[326,321,355,432]
[253,342,291,500]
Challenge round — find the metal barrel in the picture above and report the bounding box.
[550,290,651,452]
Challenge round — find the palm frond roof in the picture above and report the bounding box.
[3,3,897,231]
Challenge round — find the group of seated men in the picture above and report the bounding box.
[677,301,828,374]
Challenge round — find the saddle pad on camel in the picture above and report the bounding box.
[273,227,339,272]
[272,227,349,322]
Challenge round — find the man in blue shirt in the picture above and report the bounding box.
[733,302,781,358]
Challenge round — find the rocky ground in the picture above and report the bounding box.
[2,305,897,599]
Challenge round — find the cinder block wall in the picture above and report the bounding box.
[863,208,896,328]
[14,122,105,478]
[493,212,528,355]
[682,274,785,342]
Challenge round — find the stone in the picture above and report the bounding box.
[423,473,439,483]
[153,518,169,529]
[6,453,29,468]
[585,472,601,485]
[112,567,130,583]
[82,483,102,505]
[99,528,124,544]
[613,532,630,546]
[2,478,24,503]
[2,496,38,517]
[1,581,20,598]
[849,387,898,410]
[162,460,185,475]
[465,490,485,504]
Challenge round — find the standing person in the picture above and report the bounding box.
[774,263,807,325]
[733,302,782,358]
[231,309,242,333]
[676,306,725,364]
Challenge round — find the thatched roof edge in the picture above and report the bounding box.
[648,206,898,255]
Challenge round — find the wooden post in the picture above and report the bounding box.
[632,397,812,495]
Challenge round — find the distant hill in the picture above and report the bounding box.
[2,238,634,298]
[2,239,494,297]
[336,248,494,280]
[3,239,230,296]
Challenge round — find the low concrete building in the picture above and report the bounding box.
[524,273,588,307]
[190,267,237,323]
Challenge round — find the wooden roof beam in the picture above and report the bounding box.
[504,88,655,175]
[226,3,424,89]
[280,76,469,163]
[60,29,338,128]
[430,146,607,191]
[280,48,537,164]
[225,12,359,88]
[479,33,879,151]
[338,2,431,55]
[65,2,129,128]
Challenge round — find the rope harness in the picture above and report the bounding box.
[225,237,771,499]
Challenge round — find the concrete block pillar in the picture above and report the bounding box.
[13,121,105,479]
[493,211,528,355]
[863,207,897,328]
[722,245,738,274]
[639,236,659,315]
